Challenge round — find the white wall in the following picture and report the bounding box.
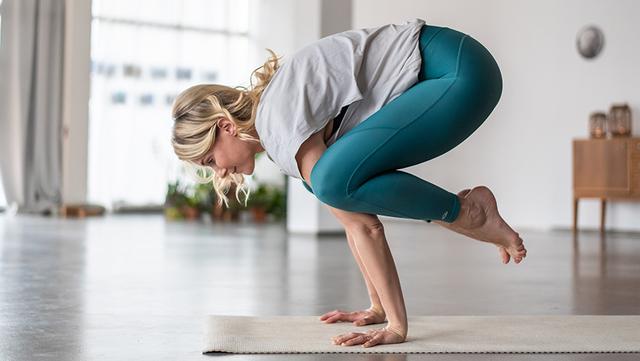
[354,0,640,232]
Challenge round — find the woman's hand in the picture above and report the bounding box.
[331,325,406,348]
[319,306,386,326]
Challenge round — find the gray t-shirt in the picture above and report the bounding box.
[255,18,426,180]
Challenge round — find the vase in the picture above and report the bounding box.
[589,112,607,138]
[607,103,632,137]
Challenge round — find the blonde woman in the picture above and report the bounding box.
[171,18,527,348]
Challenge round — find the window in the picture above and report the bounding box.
[88,0,251,210]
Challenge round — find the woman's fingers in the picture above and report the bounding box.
[321,308,387,325]
[342,334,366,346]
[324,312,352,323]
[320,310,339,321]
[319,309,342,320]
[332,332,381,347]
[363,333,384,347]
[332,332,360,345]
[332,327,406,348]
[324,313,344,323]
[321,310,360,323]
[353,317,370,326]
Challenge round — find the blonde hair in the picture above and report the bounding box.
[171,48,282,208]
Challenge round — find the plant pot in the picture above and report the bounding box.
[224,209,240,222]
[211,203,240,222]
[180,205,201,220]
[211,203,224,220]
[250,206,268,223]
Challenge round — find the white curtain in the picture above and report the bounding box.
[0,0,65,214]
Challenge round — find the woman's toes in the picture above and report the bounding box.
[499,247,510,264]
[458,188,472,198]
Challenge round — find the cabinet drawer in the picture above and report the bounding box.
[633,159,640,193]
[632,171,640,194]
[632,139,640,158]
[574,140,629,189]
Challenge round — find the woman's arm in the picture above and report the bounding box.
[296,129,407,339]
[344,220,408,338]
[327,205,384,314]
[346,228,385,315]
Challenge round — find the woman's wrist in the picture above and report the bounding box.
[367,304,385,317]
[384,324,407,339]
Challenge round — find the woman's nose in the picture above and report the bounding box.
[214,166,229,177]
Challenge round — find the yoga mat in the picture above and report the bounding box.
[203,315,640,354]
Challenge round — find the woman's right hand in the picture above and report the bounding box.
[319,306,386,326]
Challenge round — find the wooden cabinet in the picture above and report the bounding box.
[572,137,640,234]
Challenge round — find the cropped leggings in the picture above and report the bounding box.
[302,24,503,223]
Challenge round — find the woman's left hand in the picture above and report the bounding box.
[331,326,406,348]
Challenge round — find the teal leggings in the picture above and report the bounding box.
[302,24,503,223]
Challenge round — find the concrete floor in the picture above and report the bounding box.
[1,213,639,361]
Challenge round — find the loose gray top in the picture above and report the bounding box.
[255,18,426,180]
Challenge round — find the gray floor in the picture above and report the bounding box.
[1,213,639,361]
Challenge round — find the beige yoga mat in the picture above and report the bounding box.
[203,315,640,354]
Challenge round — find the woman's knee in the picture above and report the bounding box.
[310,159,351,208]
[459,36,503,107]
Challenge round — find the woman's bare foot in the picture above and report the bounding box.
[456,189,514,264]
[435,186,527,264]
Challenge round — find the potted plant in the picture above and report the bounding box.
[193,182,215,214]
[181,190,202,221]
[211,182,242,222]
[266,186,286,221]
[164,180,188,220]
[247,183,271,223]
[165,180,211,221]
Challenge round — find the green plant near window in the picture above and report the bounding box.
[192,181,215,212]
[251,150,288,221]
[246,183,271,209]
[164,180,189,220]
[164,148,287,222]
[166,180,185,206]
[164,179,210,220]
[267,186,285,221]
[246,183,286,221]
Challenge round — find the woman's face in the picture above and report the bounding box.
[196,118,260,177]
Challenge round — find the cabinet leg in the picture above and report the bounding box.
[573,197,579,236]
[600,198,606,234]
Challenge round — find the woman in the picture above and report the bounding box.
[171,18,528,348]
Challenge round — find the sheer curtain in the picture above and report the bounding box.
[0,0,65,214]
[88,0,252,210]
[0,0,4,209]
[0,175,6,208]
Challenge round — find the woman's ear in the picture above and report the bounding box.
[218,118,236,135]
